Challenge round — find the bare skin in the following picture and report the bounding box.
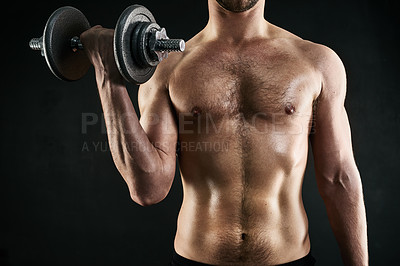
[80,0,368,265]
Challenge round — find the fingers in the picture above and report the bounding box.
[80,26,103,65]
[80,25,102,41]
[80,25,114,44]
[79,25,120,79]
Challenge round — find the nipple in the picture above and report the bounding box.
[191,106,202,117]
[285,103,296,115]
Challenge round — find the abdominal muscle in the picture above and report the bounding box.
[174,120,312,265]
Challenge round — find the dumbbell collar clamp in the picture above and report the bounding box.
[150,28,170,62]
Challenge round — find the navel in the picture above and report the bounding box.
[285,103,296,115]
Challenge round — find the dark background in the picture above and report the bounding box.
[1,0,399,265]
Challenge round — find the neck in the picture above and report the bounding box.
[205,0,268,42]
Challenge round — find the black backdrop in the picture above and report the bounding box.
[1,0,399,265]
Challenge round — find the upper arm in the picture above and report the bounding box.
[310,45,360,191]
[138,62,178,165]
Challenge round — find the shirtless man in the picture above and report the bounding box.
[80,0,368,265]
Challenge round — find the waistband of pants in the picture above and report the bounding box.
[171,249,316,266]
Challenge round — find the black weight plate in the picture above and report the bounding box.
[131,22,161,68]
[43,6,91,81]
[114,5,157,84]
[134,22,162,67]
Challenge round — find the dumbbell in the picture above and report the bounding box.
[29,5,185,84]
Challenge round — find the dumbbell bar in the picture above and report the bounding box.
[29,5,185,84]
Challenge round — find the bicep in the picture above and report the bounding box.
[310,46,358,182]
[138,81,178,158]
[311,105,355,171]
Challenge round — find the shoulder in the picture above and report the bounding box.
[142,32,204,91]
[141,51,182,91]
[269,23,347,99]
[302,42,347,98]
[300,41,345,78]
[269,23,345,74]
[138,44,184,109]
[292,40,347,100]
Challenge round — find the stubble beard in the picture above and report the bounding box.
[216,0,260,13]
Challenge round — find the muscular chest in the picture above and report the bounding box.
[169,41,320,126]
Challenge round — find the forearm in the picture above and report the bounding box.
[80,27,174,205]
[319,178,368,266]
[95,71,170,204]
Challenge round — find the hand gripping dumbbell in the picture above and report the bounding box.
[29,5,185,84]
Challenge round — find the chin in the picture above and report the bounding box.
[216,0,260,13]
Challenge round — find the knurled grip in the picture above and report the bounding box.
[154,39,185,52]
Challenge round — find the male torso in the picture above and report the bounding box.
[80,1,367,264]
[162,24,322,265]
